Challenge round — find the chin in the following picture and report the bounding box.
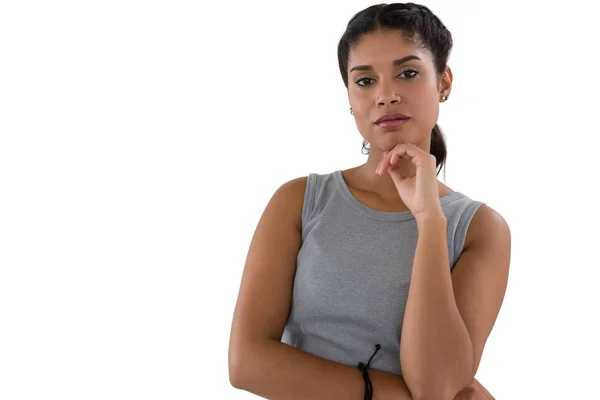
[380,131,416,145]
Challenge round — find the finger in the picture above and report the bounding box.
[390,151,410,169]
[376,157,384,175]
[381,151,390,170]
[380,147,403,175]
[388,165,406,183]
[400,143,431,167]
[380,150,396,174]
[392,145,410,164]
[376,159,385,175]
[474,382,495,400]
[377,150,392,175]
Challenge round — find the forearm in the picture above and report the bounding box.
[231,339,414,400]
[400,216,473,398]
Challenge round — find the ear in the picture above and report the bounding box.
[439,65,453,94]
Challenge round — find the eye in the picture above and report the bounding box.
[399,69,419,79]
[354,69,420,87]
[355,77,374,87]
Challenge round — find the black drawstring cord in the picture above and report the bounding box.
[357,344,381,400]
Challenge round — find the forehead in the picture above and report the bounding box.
[348,30,430,68]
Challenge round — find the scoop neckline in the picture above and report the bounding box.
[332,169,463,222]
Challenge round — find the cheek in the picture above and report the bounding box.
[415,90,440,120]
[349,90,368,108]
[356,117,372,134]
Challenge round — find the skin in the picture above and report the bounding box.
[342,29,453,212]
[228,27,497,400]
[343,29,495,399]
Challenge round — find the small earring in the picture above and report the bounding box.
[441,93,449,102]
[350,107,353,115]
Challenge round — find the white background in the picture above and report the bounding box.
[1,0,599,398]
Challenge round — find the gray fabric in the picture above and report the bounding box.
[281,170,485,376]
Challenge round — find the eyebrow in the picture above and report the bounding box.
[349,55,422,73]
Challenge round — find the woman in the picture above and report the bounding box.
[229,3,510,399]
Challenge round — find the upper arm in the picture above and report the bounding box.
[451,204,512,379]
[228,176,307,376]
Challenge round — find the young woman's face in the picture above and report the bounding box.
[347,29,450,152]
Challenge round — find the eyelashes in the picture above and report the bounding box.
[354,69,419,87]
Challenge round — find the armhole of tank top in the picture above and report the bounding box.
[301,173,317,228]
[452,201,486,269]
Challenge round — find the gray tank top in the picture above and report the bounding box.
[281,170,485,376]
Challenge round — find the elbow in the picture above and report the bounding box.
[408,372,471,400]
[228,340,250,389]
[410,371,474,400]
[410,384,454,400]
[414,391,456,400]
[228,356,244,389]
[402,370,450,400]
[229,337,266,390]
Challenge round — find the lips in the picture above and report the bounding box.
[376,118,410,130]
[375,113,410,124]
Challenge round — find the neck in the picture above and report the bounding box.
[355,138,436,202]
[354,162,405,202]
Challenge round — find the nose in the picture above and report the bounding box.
[376,80,401,106]
[378,98,400,107]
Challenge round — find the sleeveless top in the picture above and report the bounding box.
[280,170,486,376]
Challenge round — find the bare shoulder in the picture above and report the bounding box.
[275,175,308,227]
[229,174,308,362]
[464,204,511,250]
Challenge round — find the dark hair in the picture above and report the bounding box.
[337,3,452,177]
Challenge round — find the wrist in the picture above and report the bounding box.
[369,369,413,400]
[416,211,447,229]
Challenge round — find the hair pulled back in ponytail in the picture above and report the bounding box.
[338,3,452,177]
